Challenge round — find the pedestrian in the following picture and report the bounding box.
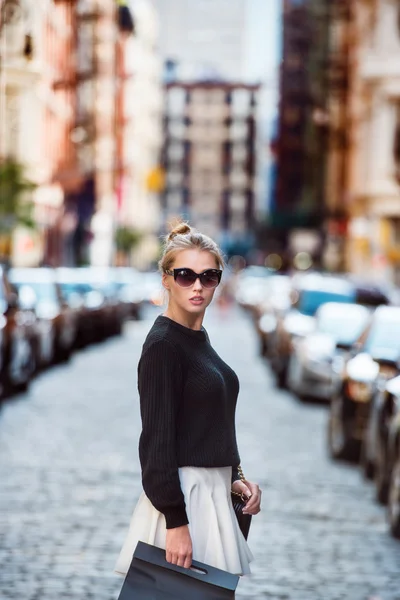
[115,221,261,577]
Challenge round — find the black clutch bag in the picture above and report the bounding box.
[117,541,239,600]
[231,465,252,540]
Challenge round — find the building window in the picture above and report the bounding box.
[167,143,184,162]
[5,91,19,159]
[77,80,94,121]
[77,22,94,74]
[285,53,302,71]
[391,218,400,247]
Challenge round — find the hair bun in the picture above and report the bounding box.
[167,221,192,242]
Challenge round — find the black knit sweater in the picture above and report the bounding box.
[137,315,241,529]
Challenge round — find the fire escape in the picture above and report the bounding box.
[326,0,353,224]
[52,0,100,264]
[275,0,312,220]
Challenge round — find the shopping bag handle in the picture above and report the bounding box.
[133,542,239,591]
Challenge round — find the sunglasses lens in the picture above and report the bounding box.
[201,271,220,288]
[175,270,196,287]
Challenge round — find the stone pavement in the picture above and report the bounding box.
[1,304,400,600]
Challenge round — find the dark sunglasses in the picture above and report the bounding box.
[165,268,222,289]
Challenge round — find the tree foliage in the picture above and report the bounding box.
[114,225,142,253]
[0,158,36,233]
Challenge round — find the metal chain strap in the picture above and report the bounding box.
[231,465,248,501]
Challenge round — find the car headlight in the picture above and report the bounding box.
[346,380,372,403]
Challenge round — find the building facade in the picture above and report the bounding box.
[271,0,332,267]
[0,0,67,266]
[116,0,163,269]
[344,0,400,283]
[0,0,147,268]
[162,81,259,256]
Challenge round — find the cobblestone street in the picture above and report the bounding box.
[1,305,400,600]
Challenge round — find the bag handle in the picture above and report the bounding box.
[231,465,249,501]
[133,542,239,591]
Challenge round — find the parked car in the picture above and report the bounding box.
[362,374,400,537]
[111,267,143,320]
[235,266,272,314]
[255,275,292,357]
[270,274,389,389]
[287,302,371,401]
[362,368,400,497]
[269,274,357,388]
[56,267,110,345]
[8,268,77,363]
[385,377,400,539]
[327,306,400,462]
[80,267,125,336]
[0,266,37,396]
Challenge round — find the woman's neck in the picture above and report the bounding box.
[162,305,204,331]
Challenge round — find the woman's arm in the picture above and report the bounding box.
[231,465,262,515]
[138,338,188,529]
[231,465,241,484]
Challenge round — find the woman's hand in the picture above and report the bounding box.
[231,478,262,515]
[166,524,193,569]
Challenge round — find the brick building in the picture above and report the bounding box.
[162,81,259,256]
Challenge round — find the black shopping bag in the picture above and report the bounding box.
[117,541,240,599]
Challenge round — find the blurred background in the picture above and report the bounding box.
[0,0,281,271]
[2,0,400,283]
[3,2,400,600]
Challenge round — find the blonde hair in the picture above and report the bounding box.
[158,221,225,273]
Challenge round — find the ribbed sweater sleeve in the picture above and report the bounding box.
[138,338,189,529]
[231,465,241,484]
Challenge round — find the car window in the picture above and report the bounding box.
[317,307,370,344]
[12,281,58,304]
[59,283,92,297]
[296,289,356,316]
[363,316,400,358]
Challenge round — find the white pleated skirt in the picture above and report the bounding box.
[114,466,254,577]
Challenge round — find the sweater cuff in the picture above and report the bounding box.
[164,506,189,530]
[231,466,240,484]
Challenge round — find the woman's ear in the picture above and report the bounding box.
[161,272,169,290]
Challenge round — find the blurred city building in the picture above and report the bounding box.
[79,0,122,269]
[322,0,353,273]
[270,0,332,269]
[273,0,400,282]
[162,81,259,255]
[343,0,400,284]
[0,0,66,266]
[152,0,281,258]
[1,0,163,269]
[115,0,163,270]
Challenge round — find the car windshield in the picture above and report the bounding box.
[12,281,58,304]
[59,282,92,297]
[240,266,271,279]
[317,306,369,344]
[363,317,400,360]
[297,289,356,317]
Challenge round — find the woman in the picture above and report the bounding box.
[115,222,261,577]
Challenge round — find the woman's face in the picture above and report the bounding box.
[162,249,220,316]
